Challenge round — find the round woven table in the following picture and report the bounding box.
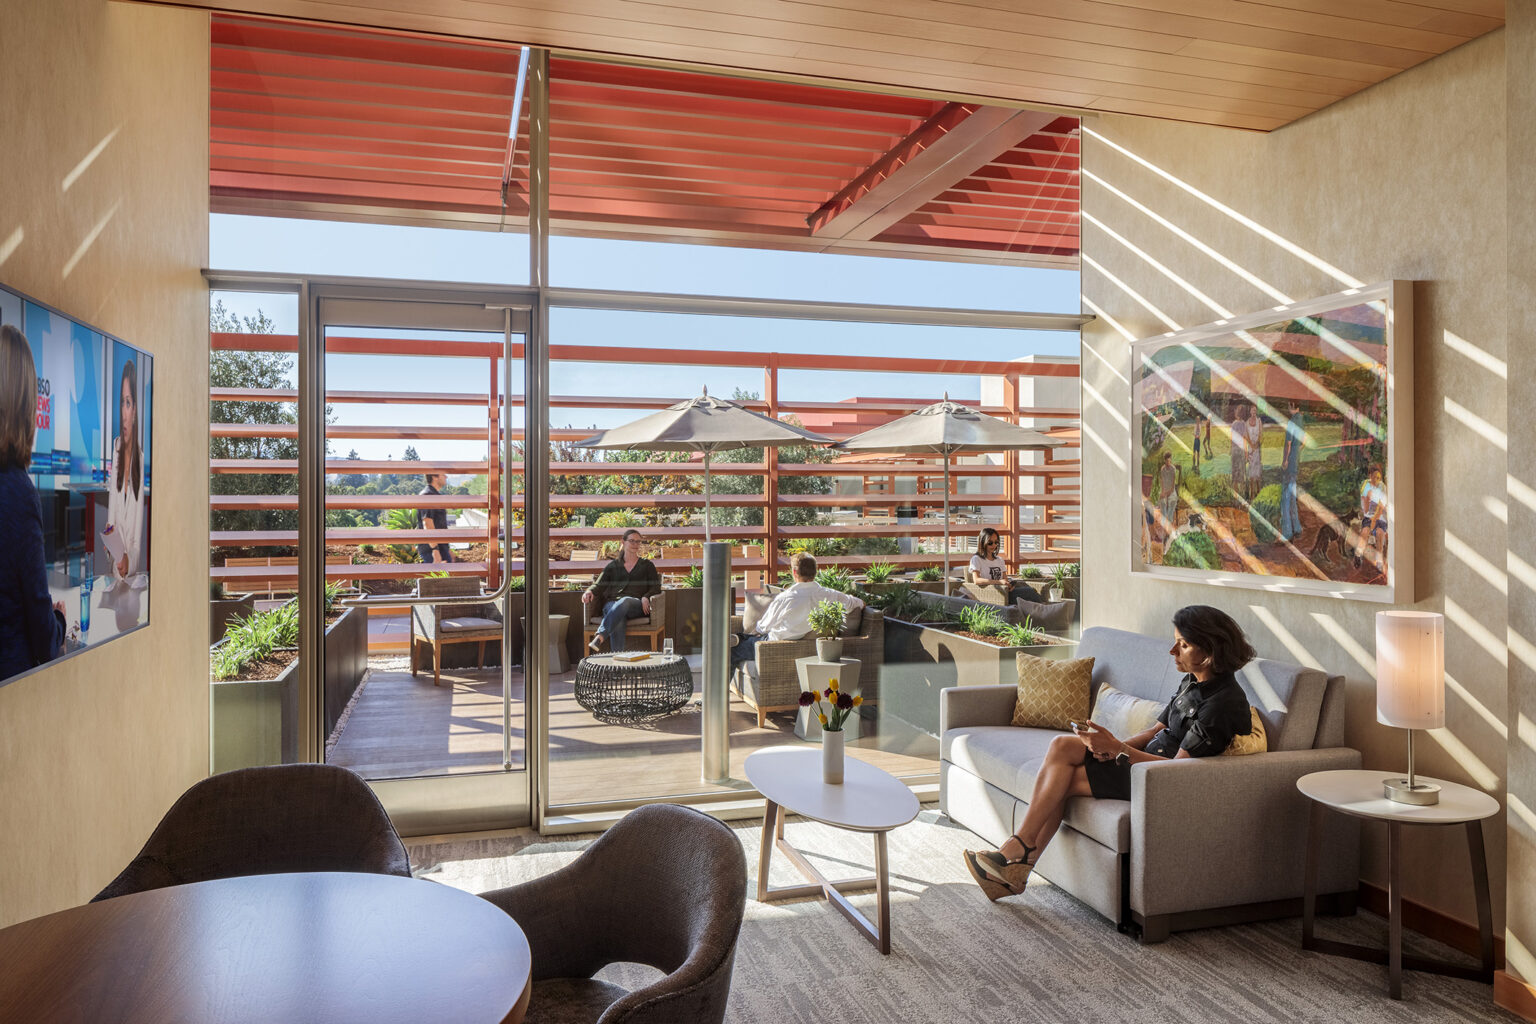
[574,653,694,722]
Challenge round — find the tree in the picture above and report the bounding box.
[710,388,835,531]
[209,300,297,537]
[402,446,420,461]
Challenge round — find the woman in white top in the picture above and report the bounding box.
[106,359,144,580]
[967,527,1007,585]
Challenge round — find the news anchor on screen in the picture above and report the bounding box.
[0,324,65,682]
[106,357,144,580]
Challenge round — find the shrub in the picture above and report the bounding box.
[384,507,421,563]
[212,601,300,680]
[507,575,526,592]
[1163,530,1221,571]
[1000,618,1039,647]
[680,566,704,588]
[1306,465,1360,518]
[210,579,227,600]
[816,567,856,593]
[878,584,922,620]
[777,571,794,587]
[593,510,644,529]
[1019,565,1043,579]
[863,562,896,583]
[956,603,1005,637]
[1181,472,1235,508]
[913,566,943,582]
[848,535,900,556]
[807,599,847,638]
[787,536,846,557]
[1249,483,1283,544]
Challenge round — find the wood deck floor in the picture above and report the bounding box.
[327,658,939,805]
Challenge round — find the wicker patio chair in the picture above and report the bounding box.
[729,598,884,727]
[580,590,669,652]
[411,575,503,687]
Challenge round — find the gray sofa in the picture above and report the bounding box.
[940,625,1361,941]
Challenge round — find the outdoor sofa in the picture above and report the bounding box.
[730,591,883,728]
[940,625,1361,941]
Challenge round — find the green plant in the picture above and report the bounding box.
[424,569,451,579]
[1305,465,1362,517]
[786,536,846,557]
[848,535,900,556]
[956,603,1005,637]
[1000,617,1039,647]
[384,507,421,563]
[1050,562,1070,589]
[1164,530,1221,571]
[212,601,300,680]
[680,566,704,588]
[815,567,856,593]
[807,599,848,639]
[913,566,943,582]
[799,675,861,732]
[593,509,644,529]
[209,579,227,601]
[1181,472,1235,508]
[777,571,794,587]
[863,562,896,583]
[507,575,526,592]
[322,580,346,616]
[1249,483,1283,544]
[1019,565,1044,579]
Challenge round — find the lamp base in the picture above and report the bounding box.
[1383,777,1440,805]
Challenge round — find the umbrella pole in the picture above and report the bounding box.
[943,453,952,597]
[703,451,712,544]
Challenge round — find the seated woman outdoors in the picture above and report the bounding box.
[966,527,1042,602]
[963,604,1255,901]
[582,528,662,653]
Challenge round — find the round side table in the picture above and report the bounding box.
[574,652,693,722]
[1297,768,1499,999]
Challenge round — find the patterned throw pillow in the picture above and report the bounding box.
[1089,683,1164,740]
[1223,707,1268,755]
[1011,653,1096,730]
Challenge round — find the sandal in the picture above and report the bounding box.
[974,839,1036,893]
[963,850,1016,901]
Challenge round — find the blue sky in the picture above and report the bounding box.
[210,215,1080,463]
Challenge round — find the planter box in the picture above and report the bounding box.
[323,605,368,738]
[664,585,736,655]
[209,593,254,645]
[211,651,299,773]
[877,619,1077,737]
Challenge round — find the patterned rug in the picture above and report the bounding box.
[408,808,1516,1024]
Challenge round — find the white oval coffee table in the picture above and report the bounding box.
[744,746,920,954]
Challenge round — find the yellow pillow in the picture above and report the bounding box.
[1011,653,1096,730]
[1223,707,1268,755]
[1090,683,1164,740]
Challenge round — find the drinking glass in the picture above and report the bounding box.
[663,638,675,655]
[79,574,95,634]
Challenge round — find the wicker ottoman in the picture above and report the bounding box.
[574,653,694,723]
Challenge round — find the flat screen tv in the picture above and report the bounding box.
[1,283,153,685]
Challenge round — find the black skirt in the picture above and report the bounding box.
[1082,751,1132,801]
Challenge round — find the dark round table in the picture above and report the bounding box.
[575,652,694,722]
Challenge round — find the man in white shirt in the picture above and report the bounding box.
[730,552,864,670]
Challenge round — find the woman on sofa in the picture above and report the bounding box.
[963,604,1255,900]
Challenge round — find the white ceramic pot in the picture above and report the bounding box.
[822,728,845,785]
[815,637,845,663]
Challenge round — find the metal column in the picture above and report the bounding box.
[701,541,732,783]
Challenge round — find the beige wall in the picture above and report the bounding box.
[1081,31,1512,932]
[0,0,209,925]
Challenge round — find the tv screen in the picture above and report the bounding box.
[1,283,153,684]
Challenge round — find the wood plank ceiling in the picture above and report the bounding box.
[211,16,1082,264]
[170,0,1504,131]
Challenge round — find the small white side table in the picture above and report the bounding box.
[1297,769,1499,999]
[794,656,861,740]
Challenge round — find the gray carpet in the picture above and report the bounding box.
[408,808,1517,1023]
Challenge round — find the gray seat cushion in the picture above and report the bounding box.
[442,616,501,631]
[943,725,1129,853]
[527,977,628,1024]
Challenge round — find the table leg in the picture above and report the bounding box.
[1302,800,1322,949]
[1467,820,1495,978]
[1389,821,1402,1000]
[874,831,891,955]
[756,800,777,903]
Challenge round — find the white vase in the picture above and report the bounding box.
[822,728,845,784]
[816,637,844,663]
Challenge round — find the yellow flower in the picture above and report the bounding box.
[818,713,829,726]
[852,695,863,707]
[828,678,839,691]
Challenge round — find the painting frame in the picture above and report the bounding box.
[1128,280,1412,603]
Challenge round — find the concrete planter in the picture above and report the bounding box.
[322,604,369,737]
[209,593,254,645]
[664,585,735,655]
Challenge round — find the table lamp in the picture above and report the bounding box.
[1375,610,1445,805]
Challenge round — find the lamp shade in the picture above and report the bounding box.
[1375,611,1446,729]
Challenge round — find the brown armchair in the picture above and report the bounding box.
[411,576,503,686]
[730,596,884,727]
[580,590,669,652]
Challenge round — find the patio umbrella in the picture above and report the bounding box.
[833,396,1065,594]
[574,388,831,542]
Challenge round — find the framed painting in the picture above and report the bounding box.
[1130,280,1412,602]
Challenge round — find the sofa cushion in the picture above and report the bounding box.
[1223,707,1268,755]
[1011,653,1094,730]
[1078,626,1329,751]
[1090,684,1164,739]
[742,590,774,633]
[942,726,1129,852]
[842,604,863,635]
[442,616,501,631]
[1016,597,1074,633]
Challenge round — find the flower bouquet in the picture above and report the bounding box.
[798,675,862,731]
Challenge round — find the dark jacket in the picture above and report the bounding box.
[586,557,662,606]
[1,465,65,682]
